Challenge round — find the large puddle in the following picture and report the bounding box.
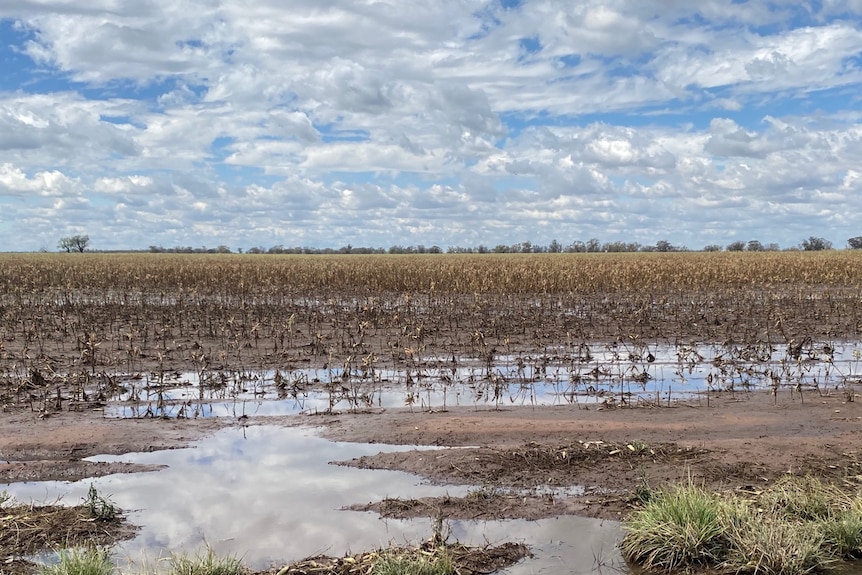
[105,341,862,418]
[0,425,625,574]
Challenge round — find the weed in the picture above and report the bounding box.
[759,475,833,521]
[38,547,113,575]
[721,507,829,575]
[819,504,862,559]
[620,482,726,571]
[371,549,455,575]
[632,466,653,505]
[168,547,248,575]
[622,475,862,575]
[83,484,116,521]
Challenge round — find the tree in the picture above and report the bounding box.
[585,238,602,252]
[726,241,745,252]
[848,237,862,249]
[703,244,722,252]
[58,235,90,253]
[800,236,832,251]
[746,240,764,252]
[548,239,562,253]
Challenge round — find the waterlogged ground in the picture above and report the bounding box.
[102,340,862,419]
[1,339,862,572]
[1,425,624,574]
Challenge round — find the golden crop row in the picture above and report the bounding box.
[1,251,861,296]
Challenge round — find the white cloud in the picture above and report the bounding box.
[0,0,861,251]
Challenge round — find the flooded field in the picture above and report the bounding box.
[1,426,623,574]
[2,252,862,574]
[104,340,862,419]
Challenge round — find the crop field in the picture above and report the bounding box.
[1,251,862,415]
[3,251,862,574]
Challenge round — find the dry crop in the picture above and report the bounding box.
[1,252,861,415]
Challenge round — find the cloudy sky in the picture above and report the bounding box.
[1,1,861,252]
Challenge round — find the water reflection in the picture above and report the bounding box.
[0,426,625,573]
[105,340,862,419]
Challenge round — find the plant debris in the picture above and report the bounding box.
[261,541,531,575]
[0,503,135,566]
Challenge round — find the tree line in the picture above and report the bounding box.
[59,234,859,254]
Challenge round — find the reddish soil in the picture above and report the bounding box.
[2,385,860,522]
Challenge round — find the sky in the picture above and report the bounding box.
[1,1,861,252]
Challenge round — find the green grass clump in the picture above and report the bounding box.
[621,476,862,575]
[619,482,726,571]
[722,509,828,575]
[168,548,248,575]
[38,548,113,575]
[371,550,455,575]
[760,475,833,521]
[820,510,862,559]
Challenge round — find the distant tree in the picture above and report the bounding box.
[655,240,674,252]
[585,238,602,253]
[746,240,764,252]
[603,241,642,252]
[548,239,562,253]
[58,234,90,253]
[848,237,862,249]
[216,245,232,254]
[800,236,832,251]
[726,240,746,252]
[703,244,722,252]
[566,241,586,253]
[428,245,442,254]
[765,243,780,251]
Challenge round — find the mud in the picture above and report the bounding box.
[2,386,860,522]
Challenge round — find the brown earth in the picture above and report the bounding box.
[2,385,860,522]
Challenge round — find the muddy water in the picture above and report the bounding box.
[0,425,625,573]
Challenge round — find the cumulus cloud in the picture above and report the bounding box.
[0,0,861,251]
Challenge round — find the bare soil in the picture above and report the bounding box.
[2,386,860,524]
[323,389,862,519]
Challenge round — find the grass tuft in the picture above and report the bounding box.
[820,506,862,559]
[722,509,828,575]
[168,547,248,575]
[38,547,113,575]
[619,482,726,571]
[621,475,862,575]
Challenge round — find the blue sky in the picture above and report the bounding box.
[1,0,861,251]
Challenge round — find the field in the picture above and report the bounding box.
[2,251,862,573]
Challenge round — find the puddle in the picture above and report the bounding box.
[104,341,862,418]
[0,426,625,573]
